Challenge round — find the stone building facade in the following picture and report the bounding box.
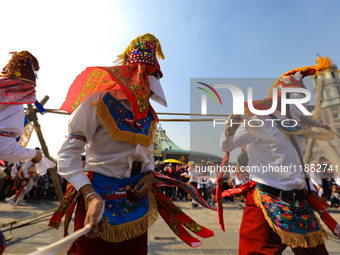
[308,66,340,164]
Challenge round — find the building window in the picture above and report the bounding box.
[337,86,340,96]
[333,113,338,119]
[337,128,340,134]
[331,72,335,78]
[326,88,332,98]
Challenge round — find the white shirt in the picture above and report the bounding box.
[57,91,155,191]
[188,167,198,183]
[230,171,247,186]
[0,104,36,162]
[220,110,315,191]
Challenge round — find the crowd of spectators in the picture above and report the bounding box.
[308,163,340,209]
[0,160,66,205]
[2,157,339,210]
[153,160,249,208]
[154,159,340,210]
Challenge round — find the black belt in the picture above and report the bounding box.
[255,184,308,201]
[130,161,142,177]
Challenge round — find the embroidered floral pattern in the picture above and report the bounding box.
[259,191,321,234]
[106,94,153,135]
[107,65,150,114]
[102,185,149,217]
[92,173,150,226]
[281,75,292,85]
[72,68,117,111]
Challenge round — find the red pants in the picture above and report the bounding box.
[239,189,328,255]
[73,195,148,255]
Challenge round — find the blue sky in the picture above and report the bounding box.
[1,0,340,161]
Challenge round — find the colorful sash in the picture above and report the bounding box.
[253,189,327,248]
[91,173,157,243]
[49,173,215,248]
[153,184,214,248]
[91,92,157,147]
[154,172,215,210]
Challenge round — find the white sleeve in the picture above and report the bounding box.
[220,125,259,153]
[143,142,155,174]
[57,93,102,191]
[0,137,36,162]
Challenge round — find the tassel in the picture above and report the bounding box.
[91,99,156,147]
[19,122,38,147]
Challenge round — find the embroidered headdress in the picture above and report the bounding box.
[115,33,164,77]
[244,56,334,140]
[61,33,166,122]
[244,56,332,116]
[1,51,39,84]
[0,51,39,104]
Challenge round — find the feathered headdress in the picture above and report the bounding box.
[245,56,333,116]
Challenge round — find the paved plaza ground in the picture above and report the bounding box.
[1,199,340,255]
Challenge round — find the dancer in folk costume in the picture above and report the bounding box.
[0,51,43,254]
[5,147,54,206]
[219,57,338,254]
[50,34,214,255]
[6,158,37,206]
[0,51,42,164]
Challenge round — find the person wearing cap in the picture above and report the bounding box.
[220,57,333,254]
[0,51,42,172]
[187,161,200,208]
[55,34,167,254]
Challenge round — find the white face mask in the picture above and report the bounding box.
[148,75,167,107]
[287,93,309,123]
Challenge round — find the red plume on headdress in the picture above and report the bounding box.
[244,57,333,116]
[267,56,332,97]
